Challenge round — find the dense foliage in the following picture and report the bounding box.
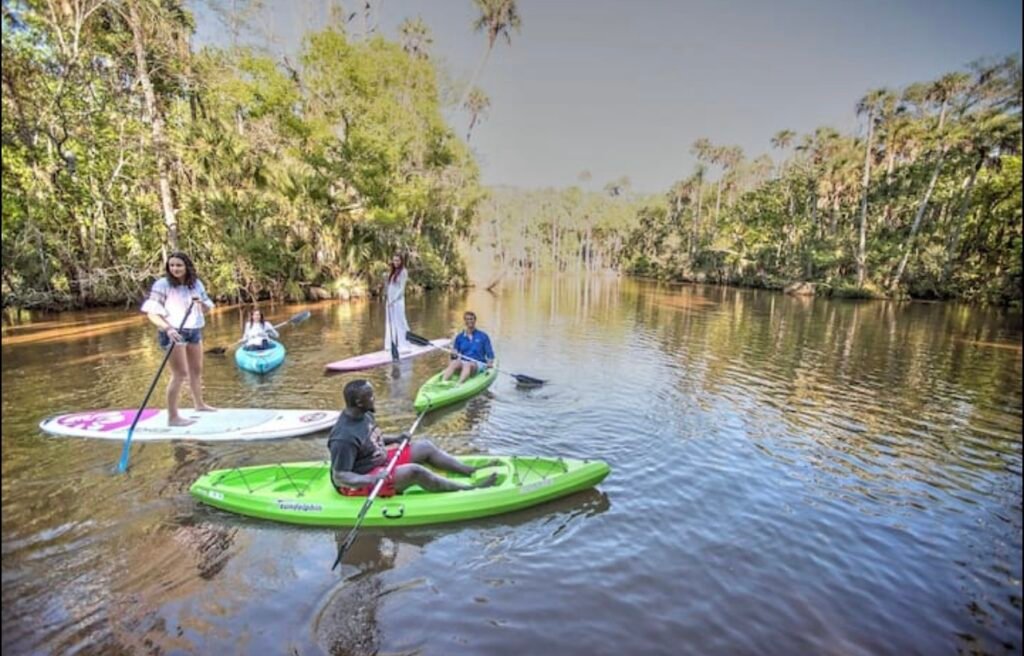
[2,0,482,308]
[618,59,1023,303]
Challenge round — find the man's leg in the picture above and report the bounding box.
[409,440,501,475]
[409,439,474,475]
[392,463,497,492]
[458,360,477,384]
[441,359,460,382]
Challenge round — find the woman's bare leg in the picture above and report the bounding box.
[167,346,194,426]
[185,343,215,411]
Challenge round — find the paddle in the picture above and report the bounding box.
[386,301,400,362]
[116,300,196,473]
[206,310,312,355]
[332,411,427,570]
[406,330,546,386]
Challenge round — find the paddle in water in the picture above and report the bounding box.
[406,331,546,386]
[116,300,196,473]
[332,411,427,570]
[206,310,311,355]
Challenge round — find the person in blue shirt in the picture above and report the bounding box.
[441,311,495,384]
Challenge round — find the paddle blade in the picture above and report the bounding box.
[289,310,311,324]
[205,346,228,355]
[116,439,131,473]
[405,331,431,347]
[513,374,546,386]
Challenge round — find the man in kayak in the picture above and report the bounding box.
[329,380,499,496]
[441,311,495,384]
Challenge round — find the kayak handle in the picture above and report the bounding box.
[381,504,405,520]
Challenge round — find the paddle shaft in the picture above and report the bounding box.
[406,331,545,385]
[332,411,426,570]
[116,300,196,473]
[408,332,510,375]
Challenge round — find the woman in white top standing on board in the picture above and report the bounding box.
[384,253,411,359]
[141,252,217,426]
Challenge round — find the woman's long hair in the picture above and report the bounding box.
[388,253,406,284]
[165,251,198,288]
[249,308,267,328]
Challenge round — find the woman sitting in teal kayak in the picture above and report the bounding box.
[329,380,498,497]
[241,309,279,351]
[441,311,495,384]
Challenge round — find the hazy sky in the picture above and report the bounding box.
[193,0,1022,193]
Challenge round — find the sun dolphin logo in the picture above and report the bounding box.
[277,500,323,512]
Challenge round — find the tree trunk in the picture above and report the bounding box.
[941,155,985,283]
[459,39,495,109]
[856,108,875,287]
[890,148,948,291]
[691,183,702,257]
[128,3,178,250]
[830,192,841,236]
[714,181,722,223]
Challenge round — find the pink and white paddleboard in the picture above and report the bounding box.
[39,408,339,441]
[324,338,449,372]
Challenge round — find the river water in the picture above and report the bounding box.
[2,276,1021,655]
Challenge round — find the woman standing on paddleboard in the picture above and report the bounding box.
[141,252,216,426]
[384,253,411,359]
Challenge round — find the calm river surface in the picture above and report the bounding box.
[2,277,1022,655]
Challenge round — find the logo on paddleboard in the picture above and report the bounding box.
[277,500,322,512]
[55,409,159,432]
[299,412,328,423]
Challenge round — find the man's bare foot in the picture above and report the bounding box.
[195,405,217,412]
[168,416,196,427]
[473,472,499,489]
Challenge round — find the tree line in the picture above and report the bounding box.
[2,0,507,309]
[619,58,1022,303]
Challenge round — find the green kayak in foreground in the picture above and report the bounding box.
[190,455,610,527]
[414,364,499,413]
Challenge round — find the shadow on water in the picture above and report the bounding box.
[312,488,611,655]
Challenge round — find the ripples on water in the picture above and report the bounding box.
[2,277,1021,654]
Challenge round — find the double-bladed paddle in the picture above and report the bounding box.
[206,310,311,355]
[332,411,427,570]
[406,330,546,386]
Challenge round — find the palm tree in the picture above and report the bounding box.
[716,145,743,213]
[890,63,1012,291]
[854,88,892,287]
[459,0,521,108]
[770,129,796,176]
[464,87,490,141]
[399,17,433,60]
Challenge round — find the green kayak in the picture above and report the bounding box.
[414,364,498,413]
[190,455,610,527]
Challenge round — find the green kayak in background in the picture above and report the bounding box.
[190,455,611,527]
[414,363,499,413]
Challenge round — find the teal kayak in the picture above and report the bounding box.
[414,364,498,413]
[235,340,286,374]
[190,455,610,527]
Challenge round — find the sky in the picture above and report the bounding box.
[192,0,1023,193]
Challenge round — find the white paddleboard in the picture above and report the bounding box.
[324,338,449,372]
[39,408,339,441]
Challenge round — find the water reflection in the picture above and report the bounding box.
[2,277,1021,654]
